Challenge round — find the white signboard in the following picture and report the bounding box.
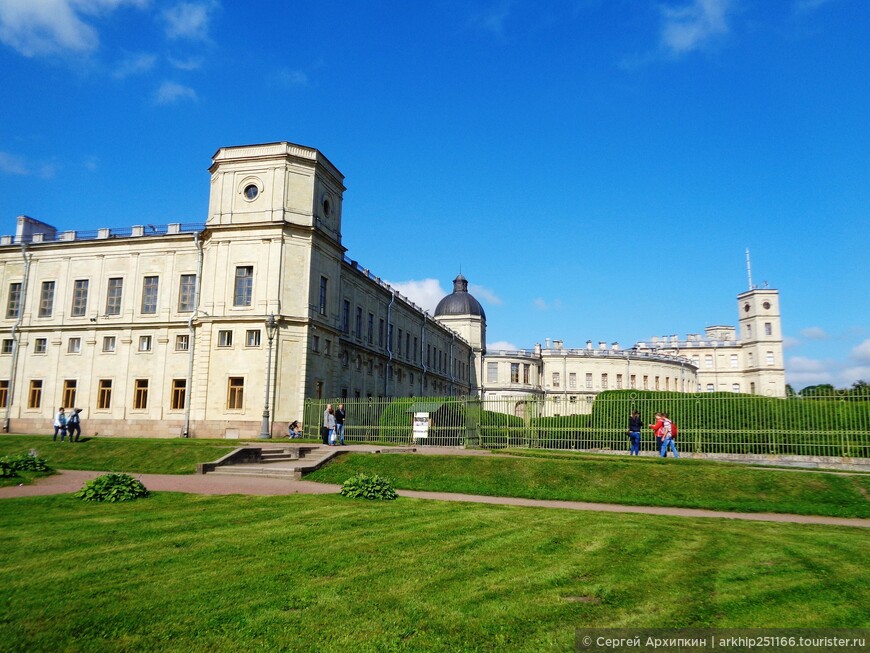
[412,412,430,438]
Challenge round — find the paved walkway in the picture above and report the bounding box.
[2,468,867,529]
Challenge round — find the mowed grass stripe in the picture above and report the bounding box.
[306,453,870,518]
[1,493,868,653]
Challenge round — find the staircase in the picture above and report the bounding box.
[200,445,338,480]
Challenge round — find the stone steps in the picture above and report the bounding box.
[204,444,338,480]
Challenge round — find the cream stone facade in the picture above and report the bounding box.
[0,143,473,438]
[0,140,785,437]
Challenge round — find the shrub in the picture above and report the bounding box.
[74,473,150,503]
[0,460,16,478]
[1,453,51,472]
[340,473,398,501]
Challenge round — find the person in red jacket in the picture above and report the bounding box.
[649,412,665,455]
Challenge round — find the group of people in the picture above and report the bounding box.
[52,407,83,442]
[627,410,679,458]
[321,403,347,446]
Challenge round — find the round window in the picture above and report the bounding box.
[743,303,750,312]
[243,184,259,200]
[762,301,771,310]
[322,197,331,217]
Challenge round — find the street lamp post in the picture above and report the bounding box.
[259,313,279,439]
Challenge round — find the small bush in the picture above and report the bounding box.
[1,453,51,472]
[0,460,16,478]
[340,473,398,501]
[74,473,150,503]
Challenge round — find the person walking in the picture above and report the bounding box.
[660,412,679,458]
[67,408,82,442]
[326,407,337,445]
[649,412,665,456]
[335,403,346,445]
[321,403,332,445]
[53,407,67,441]
[627,410,642,456]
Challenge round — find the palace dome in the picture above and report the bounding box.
[434,274,486,320]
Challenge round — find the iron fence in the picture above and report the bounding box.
[303,390,870,459]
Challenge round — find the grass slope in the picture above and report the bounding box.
[0,435,235,477]
[0,493,867,653]
[306,453,870,518]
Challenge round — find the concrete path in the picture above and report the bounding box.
[2,468,868,529]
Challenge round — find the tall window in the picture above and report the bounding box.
[341,300,350,333]
[6,282,21,319]
[227,377,244,409]
[552,372,560,388]
[730,354,738,369]
[71,279,89,317]
[510,363,519,383]
[601,373,608,389]
[134,379,149,409]
[378,319,384,347]
[318,276,327,315]
[105,278,123,315]
[28,380,43,408]
[355,307,362,338]
[0,380,8,408]
[141,276,159,314]
[523,364,530,384]
[62,380,77,408]
[171,379,186,410]
[178,274,196,312]
[586,373,593,389]
[616,374,623,389]
[367,313,374,343]
[233,266,253,307]
[487,362,498,384]
[98,379,112,409]
[766,351,775,366]
[38,281,55,318]
[569,372,577,389]
[764,322,772,336]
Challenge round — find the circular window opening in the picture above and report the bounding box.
[244,184,259,201]
[762,301,771,310]
[743,303,751,312]
[322,198,331,217]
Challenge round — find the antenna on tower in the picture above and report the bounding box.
[745,248,754,290]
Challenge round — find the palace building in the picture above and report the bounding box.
[0,141,784,437]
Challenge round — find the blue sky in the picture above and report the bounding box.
[1,0,868,390]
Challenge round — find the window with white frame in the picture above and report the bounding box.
[141,276,159,314]
[71,279,89,317]
[233,266,253,307]
[38,281,55,318]
[175,334,189,351]
[138,335,152,352]
[67,337,81,354]
[246,330,261,347]
[487,362,498,384]
[34,338,47,354]
[218,330,233,348]
[102,336,116,352]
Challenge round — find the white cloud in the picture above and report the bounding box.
[468,0,517,36]
[272,68,308,87]
[785,355,834,387]
[0,0,147,57]
[782,336,801,349]
[800,326,828,340]
[154,80,197,104]
[468,283,502,306]
[487,340,519,353]
[0,152,30,175]
[660,0,733,55]
[533,298,548,311]
[386,279,448,313]
[850,339,870,363]
[168,55,204,70]
[161,1,217,41]
[112,51,157,78]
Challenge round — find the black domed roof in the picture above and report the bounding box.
[434,274,486,319]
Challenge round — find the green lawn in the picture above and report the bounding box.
[0,435,236,478]
[306,453,870,518]
[0,492,867,653]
